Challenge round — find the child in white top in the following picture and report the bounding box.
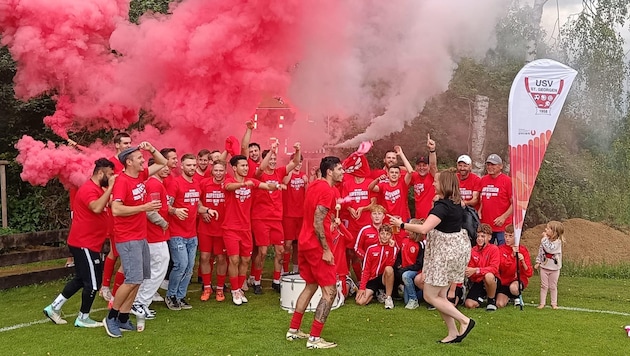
[534,221,564,309]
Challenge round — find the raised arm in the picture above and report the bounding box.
[240,121,255,156]
[140,142,167,177]
[368,177,382,193]
[394,145,414,185]
[88,175,116,213]
[285,142,301,173]
[427,134,437,177]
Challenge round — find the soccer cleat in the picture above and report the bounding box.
[74,317,103,328]
[215,289,225,302]
[103,317,122,338]
[240,290,249,303]
[376,289,386,303]
[165,296,181,311]
[486,303,497,311]
[272,282,281,293]
[152,292,164,302]
[253,284,263,295]
[286,329,309,341]
[384,296,394,309]
[131,303,147,318]
[346,276,358,296]
[405,299,419,310]
[232,290,243,305]
[99,286,113,302]
[427,304,436,311]
[201,287,213,301]
[142,305,156,320]
[179,298,193,310]
[306,337,337,349]
[43,305,67,325]
[118,319,136,332]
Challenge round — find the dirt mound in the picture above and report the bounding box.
[520,218,630,265]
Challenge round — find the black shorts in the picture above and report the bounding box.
[497,280,522,299]
[465,282,487,302]
[365,275,385,294]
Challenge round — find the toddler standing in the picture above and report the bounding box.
[534,221,564,309]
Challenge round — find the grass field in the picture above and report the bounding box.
[1,273,629,355]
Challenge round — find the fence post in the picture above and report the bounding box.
[0,160,8,228]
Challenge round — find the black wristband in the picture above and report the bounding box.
[400,223,405,230]
[429,150,436,153]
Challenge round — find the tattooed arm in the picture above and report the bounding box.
[315,205,334,265]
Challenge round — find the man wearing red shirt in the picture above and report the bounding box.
[240,121,262,178]
[457,155,481,210]
[355,225,399,309]
[285,156,344,349]
[194,149,212,180]
[369,162,411,225]
[165,154,218,311]
[354,204,386,263]
[100,132,132,302]
[251,142,298,294]
[282,154,308,274]
[198,161,228,302]
[132,161,170,319]
[479,154,513,245]
[44,158,116,328]
[370,150,400,183]
[464,223,500,311]
[104,143,166,338]
[223,155,280,305]
[409,135,438,219]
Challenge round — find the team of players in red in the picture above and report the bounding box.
[44,123,518,348]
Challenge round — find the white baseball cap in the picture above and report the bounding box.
[457,155,472,165]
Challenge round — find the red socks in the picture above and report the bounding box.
[112,271,125,296]
[230,276,239,292]
[310,320,325,338]
[283,252,291,272]
[217,274,226,289]
[290,311,304,330]
[102,255,116,287]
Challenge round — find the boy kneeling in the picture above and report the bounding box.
[355,225,398,309]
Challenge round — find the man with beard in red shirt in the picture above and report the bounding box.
[240,121,262,178]
[457,155,481,210]
[251,142,297,294]
[198,161,228,302]
[285,156,344,349]
[223,155,281,305]
[409,134,438,219]
[44,158,116,328]
[282,153,308,274]
[104,143,167,338]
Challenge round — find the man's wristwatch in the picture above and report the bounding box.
[400,223,405,230]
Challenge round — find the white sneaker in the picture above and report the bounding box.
[286,329,309,341]
[514,297,522,306]
[152,292,164,302]
[74,316,103,328]
[241,279,249,292]
[232,290,243,306]
[99,286,113,302]
[142,305,156,320]
[486,303,497,311]
[376,289,386,303]
[240,289,249,303]
[131,303,147,318]
[160,280,169,291]
[405,299,419,310]
[384,296,394,309]
[306,337,337,349]
[43,305,67,325]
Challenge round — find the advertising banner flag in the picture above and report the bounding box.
[508,59,577,245]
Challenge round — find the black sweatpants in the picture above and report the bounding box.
[62,246,103,314]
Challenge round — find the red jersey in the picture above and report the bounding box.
[69,187,78,214]
[458,172,482,211]
[497,244,533,288]
[283,170,307,218]
[341,176,374,234]
[400,238,420,269]
[377,180,410,222]
[110,155,124,174]
[222,176,261,231]
[298,179,336,252]
[479,173,513,232]
[193,171,210,182]
[467,243,500,283]
[246,157,261,178]
[371,168,407,184]
[354,225,379,259]
[67,180,109,252]
[111,170,149,243]
[252,167,287,221]
[198,178,226,237]
[410,172,435,219]
[360,243,398,289]
[145,176,170,243]
[167,175,201,238]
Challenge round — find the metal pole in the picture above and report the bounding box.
[0,160,8,228]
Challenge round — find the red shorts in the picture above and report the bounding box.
[282,217,303,241]
[252,220,284,246]
[223,229,253,257]
[198,233,226,255]
[298,248,337,286]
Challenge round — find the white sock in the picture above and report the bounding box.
[254,280,261,286]
[273,279,280,284]
[78,312,90,320]
[292,266,299,273]
[51,294,68,310]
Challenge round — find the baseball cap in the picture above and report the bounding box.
[416,156,429,164]
[485,153,502,165]
[118,146,140,163]
[457,155,472,165]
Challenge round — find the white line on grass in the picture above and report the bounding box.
[523,303,630,316]
[0,307,109,333]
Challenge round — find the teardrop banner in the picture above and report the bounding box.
[508,59,577,246]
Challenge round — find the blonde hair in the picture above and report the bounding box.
[408,218,425,242]
[436,168,461,205]
[547,221,565,243]
[370,204,386,213]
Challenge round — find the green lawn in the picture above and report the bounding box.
[1,275,629,355]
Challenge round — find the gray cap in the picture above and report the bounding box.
[485,154,502,165]
[118,146,140,164]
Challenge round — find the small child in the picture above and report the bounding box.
[534,221,564,309]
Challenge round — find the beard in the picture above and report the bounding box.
[100,176,109,188]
